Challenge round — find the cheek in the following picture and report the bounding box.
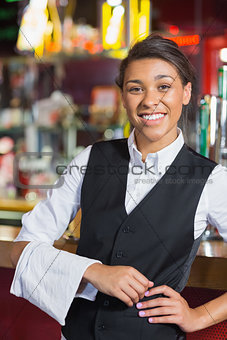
[123,96,139,112]
[165,93,184,116]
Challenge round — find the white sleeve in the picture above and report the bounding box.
[10,241,101,326]
[11,145,101,323]
[14,145,92,244]
[206,164,227,242]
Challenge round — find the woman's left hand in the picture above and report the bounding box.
[136,285,203,333]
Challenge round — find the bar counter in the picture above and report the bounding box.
[0,225,226,290]
[0,197,226,290]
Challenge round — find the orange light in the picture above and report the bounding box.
[169,25,179,35]
[165,34,200,46]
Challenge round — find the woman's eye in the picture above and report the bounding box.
[128,87,143,93]
[159,85,171,91]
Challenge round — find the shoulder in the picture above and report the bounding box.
[70,145,93,165]
[184,145,217,167]
[208,163,227,181]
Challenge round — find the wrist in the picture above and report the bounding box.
[193,306,214,331]
[83,262,103,284]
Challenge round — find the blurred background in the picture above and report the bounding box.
[0,2,227,340]
[0,0,226,229]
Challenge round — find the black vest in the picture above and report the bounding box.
[62,139,216,340]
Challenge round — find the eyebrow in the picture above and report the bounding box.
[125,79,143,85]
[154,74,175,80]
[125,75,175,85]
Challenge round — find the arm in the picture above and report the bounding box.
[10,146,103,325]
[136,285,227,332]
[136,164,227,331]
[10,240,153,323]
[11,241,30,268]
[10,240,102,325]
[10,146,153,324]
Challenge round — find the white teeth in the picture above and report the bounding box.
[141,113,165,120]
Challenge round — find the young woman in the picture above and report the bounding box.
[11,35,227,340]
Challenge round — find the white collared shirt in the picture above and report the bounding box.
[11,128,227,327]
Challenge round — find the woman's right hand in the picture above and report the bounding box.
[83,263,154,307]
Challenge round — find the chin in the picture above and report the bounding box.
[142,130,167,142]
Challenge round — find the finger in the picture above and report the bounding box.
[128,279,150,300]
[136,297,174,310]
[148,315,178,324]
[132,269,153,288]
[116,290,134,307]
[121,284,140,304]
[138,306,177,318]
[143,281,154,296]
[145,285,179,298]
[147,281,155,289]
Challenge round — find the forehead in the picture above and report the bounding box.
[124,58,178,80]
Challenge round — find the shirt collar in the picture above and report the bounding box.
[127,128,184,173]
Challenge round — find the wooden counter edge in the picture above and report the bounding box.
[0,229,226,290]
[186,255,227,290]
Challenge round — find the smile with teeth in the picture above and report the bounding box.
[140,113,166,120]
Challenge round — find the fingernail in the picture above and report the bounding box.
[136,303,142,308]
[139,311,145,316]
[148,318,153,323]
[145,291,149,296]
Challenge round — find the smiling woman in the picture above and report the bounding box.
[10,34,227,340]
[116,34,195,159]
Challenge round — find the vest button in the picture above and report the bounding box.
[122,226,130,233]
[104,299,109,307]
[98,324,105,330]
[116,251,123,258]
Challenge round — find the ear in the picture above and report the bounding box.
[182,82,192,105]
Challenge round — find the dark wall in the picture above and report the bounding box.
[62,57,120,105]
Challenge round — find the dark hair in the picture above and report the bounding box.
[116,34,197,136]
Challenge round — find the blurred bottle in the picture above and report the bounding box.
[199,95,210,157]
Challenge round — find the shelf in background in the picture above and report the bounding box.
[0,198,38,212]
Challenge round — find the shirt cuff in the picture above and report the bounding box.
[10,241,101,325]
[75,282,99,301]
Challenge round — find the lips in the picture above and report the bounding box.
[137,112,167,123]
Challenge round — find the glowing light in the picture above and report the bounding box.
[139,15,146,36]
[107,0,122,6]
[16,2,48,55]
[129,0,150,44]
[30,0,48,10]
[102,2,112,49]
[103,3,125,49]
[46,0,62,53]
[165,34,200,46]
[112,4,125,16]
[169,25,179,35]
[220,48,227,62]
[129,0,138,44]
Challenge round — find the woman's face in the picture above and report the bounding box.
[122,58,191,153]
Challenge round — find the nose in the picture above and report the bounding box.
[141,89,160,108]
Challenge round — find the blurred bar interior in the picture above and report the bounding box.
[0,1,226,339]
